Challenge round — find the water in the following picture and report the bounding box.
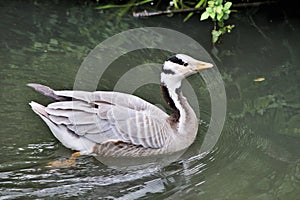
[1,1,299,199]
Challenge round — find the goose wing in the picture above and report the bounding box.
[46,90,170,149]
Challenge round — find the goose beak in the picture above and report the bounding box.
[193,61,213,71]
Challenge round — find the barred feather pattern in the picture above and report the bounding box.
[27,53,206,157]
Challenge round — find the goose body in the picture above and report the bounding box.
[28,54,213,158]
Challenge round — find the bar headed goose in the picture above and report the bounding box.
[28,54,213,162]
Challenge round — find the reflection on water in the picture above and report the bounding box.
[0,1,299,199]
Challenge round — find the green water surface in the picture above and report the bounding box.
[0,1,299,199]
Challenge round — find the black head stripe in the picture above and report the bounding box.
[167,56,188,66]
[162,68,175,75]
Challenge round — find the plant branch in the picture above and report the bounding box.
[133,7,205,17]
[133,1,277,18]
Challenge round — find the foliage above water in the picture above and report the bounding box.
[200,0,234,43]
[96,0,234,44]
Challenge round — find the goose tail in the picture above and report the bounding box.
[28,101,95,155]
[27,83,68,101]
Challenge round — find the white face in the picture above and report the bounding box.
[160,54,213,89]
[162,54,213,79]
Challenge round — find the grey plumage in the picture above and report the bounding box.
[28,54,213,158]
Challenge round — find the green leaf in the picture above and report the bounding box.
[206,7,212,13]
[223,13,229,20]
[195,0,206,8]
[209,12,216,19]
[200,12,210,21]
[173,0,179,9]
[220,27,227,34]
[216,5,222,14]
[208,1,215,7]
[217,12,223,21]
[184,12,194,22]
[226,25,235,32]
[212,30,221,43]
[96,4,122,9]
[225,9,231,14]
[189,0,206,22]
[218,20,224,27]
[224,2,232,10]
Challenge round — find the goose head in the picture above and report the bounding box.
[161,54,213,89]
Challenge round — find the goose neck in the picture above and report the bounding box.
[160,82,189,133]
